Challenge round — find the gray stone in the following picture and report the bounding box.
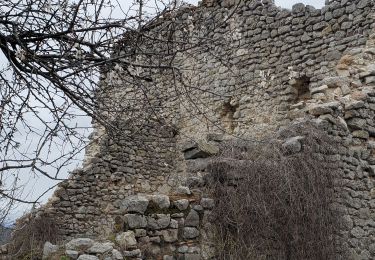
[309,105,333,116]
[188,246,200,253]
[301,33,312,42]
[176,186,191,195]
[170,219,179,228]
[147,214,170,229]
[134,228,147,237]
[357,0,370,9]
[308,102,340,116]
[312,93,326,100]
[325,11,333,21]
[292,3,305,13]
[321,76,349,88]
[77,255,99,260]
[359,64,375,78]
[364,48,375,55]
[290,101,305,109]
[310,85,328,94]
[125,214,147,228]
[341,84,351,95]
[183,227,200,239]
[185,210,200,227]
[351,227,365,238]
[282,136,304,154]
[162,229,179,242]
[352,130,369,139]
[341,21,352,30]
[123,249,141,257]
[112,249,123,260]
[345,101,365,110]
[171,212,184,218]
[365,76,375,84]
[326,50,342,61]
[115,231,137,249]
[278,25,291,35]
[65,250,79,259]
[149,236,161,243]
[66,238,94,250]
[178,245,189,253]
[180,140,197,152]
[175,199,189,210]
[193,205,203,212]
[42,242,59,259]
[120,195,149,214]
[221,0,235,7]
[149,194,170,209]
[368,141,375,149]
[87,242,113,254]
[347,118,366,130]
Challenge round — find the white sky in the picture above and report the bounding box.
[2,0,326,223]
[275,0,325,9]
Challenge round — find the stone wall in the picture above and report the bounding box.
[41,193,215,260]
[166,0,375,140]
[38,0,375,259]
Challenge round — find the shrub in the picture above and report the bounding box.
[208,123,344,260]
[7,211,60,259]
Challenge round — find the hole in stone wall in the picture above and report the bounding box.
[292,76,311,102]
[220,100,239,133]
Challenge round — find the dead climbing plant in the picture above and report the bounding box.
[7,212,60,259]
[207,123,345,260]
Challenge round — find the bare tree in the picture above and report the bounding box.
[0,0,192,223]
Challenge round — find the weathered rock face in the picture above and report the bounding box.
[36,0,375,259]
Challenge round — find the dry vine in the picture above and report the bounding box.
[6,212,60,259]
[207,123,345,260]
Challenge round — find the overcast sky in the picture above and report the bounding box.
[275,0,325,8]
[2,0,326,223]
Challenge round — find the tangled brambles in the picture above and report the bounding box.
[8,212,60,259]
[208,123,344,260]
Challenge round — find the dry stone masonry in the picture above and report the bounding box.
[42,193,215,260]
[30,0,375,259]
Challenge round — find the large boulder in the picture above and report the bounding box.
[120,195,149,214]
[65,238,94,250]
[282,136,304,154]
[87,242,113,254]
[42,241,59,259]
[148,194,170,209]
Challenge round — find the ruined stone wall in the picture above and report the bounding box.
[39,0,375,259]
[171,0,374,140]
